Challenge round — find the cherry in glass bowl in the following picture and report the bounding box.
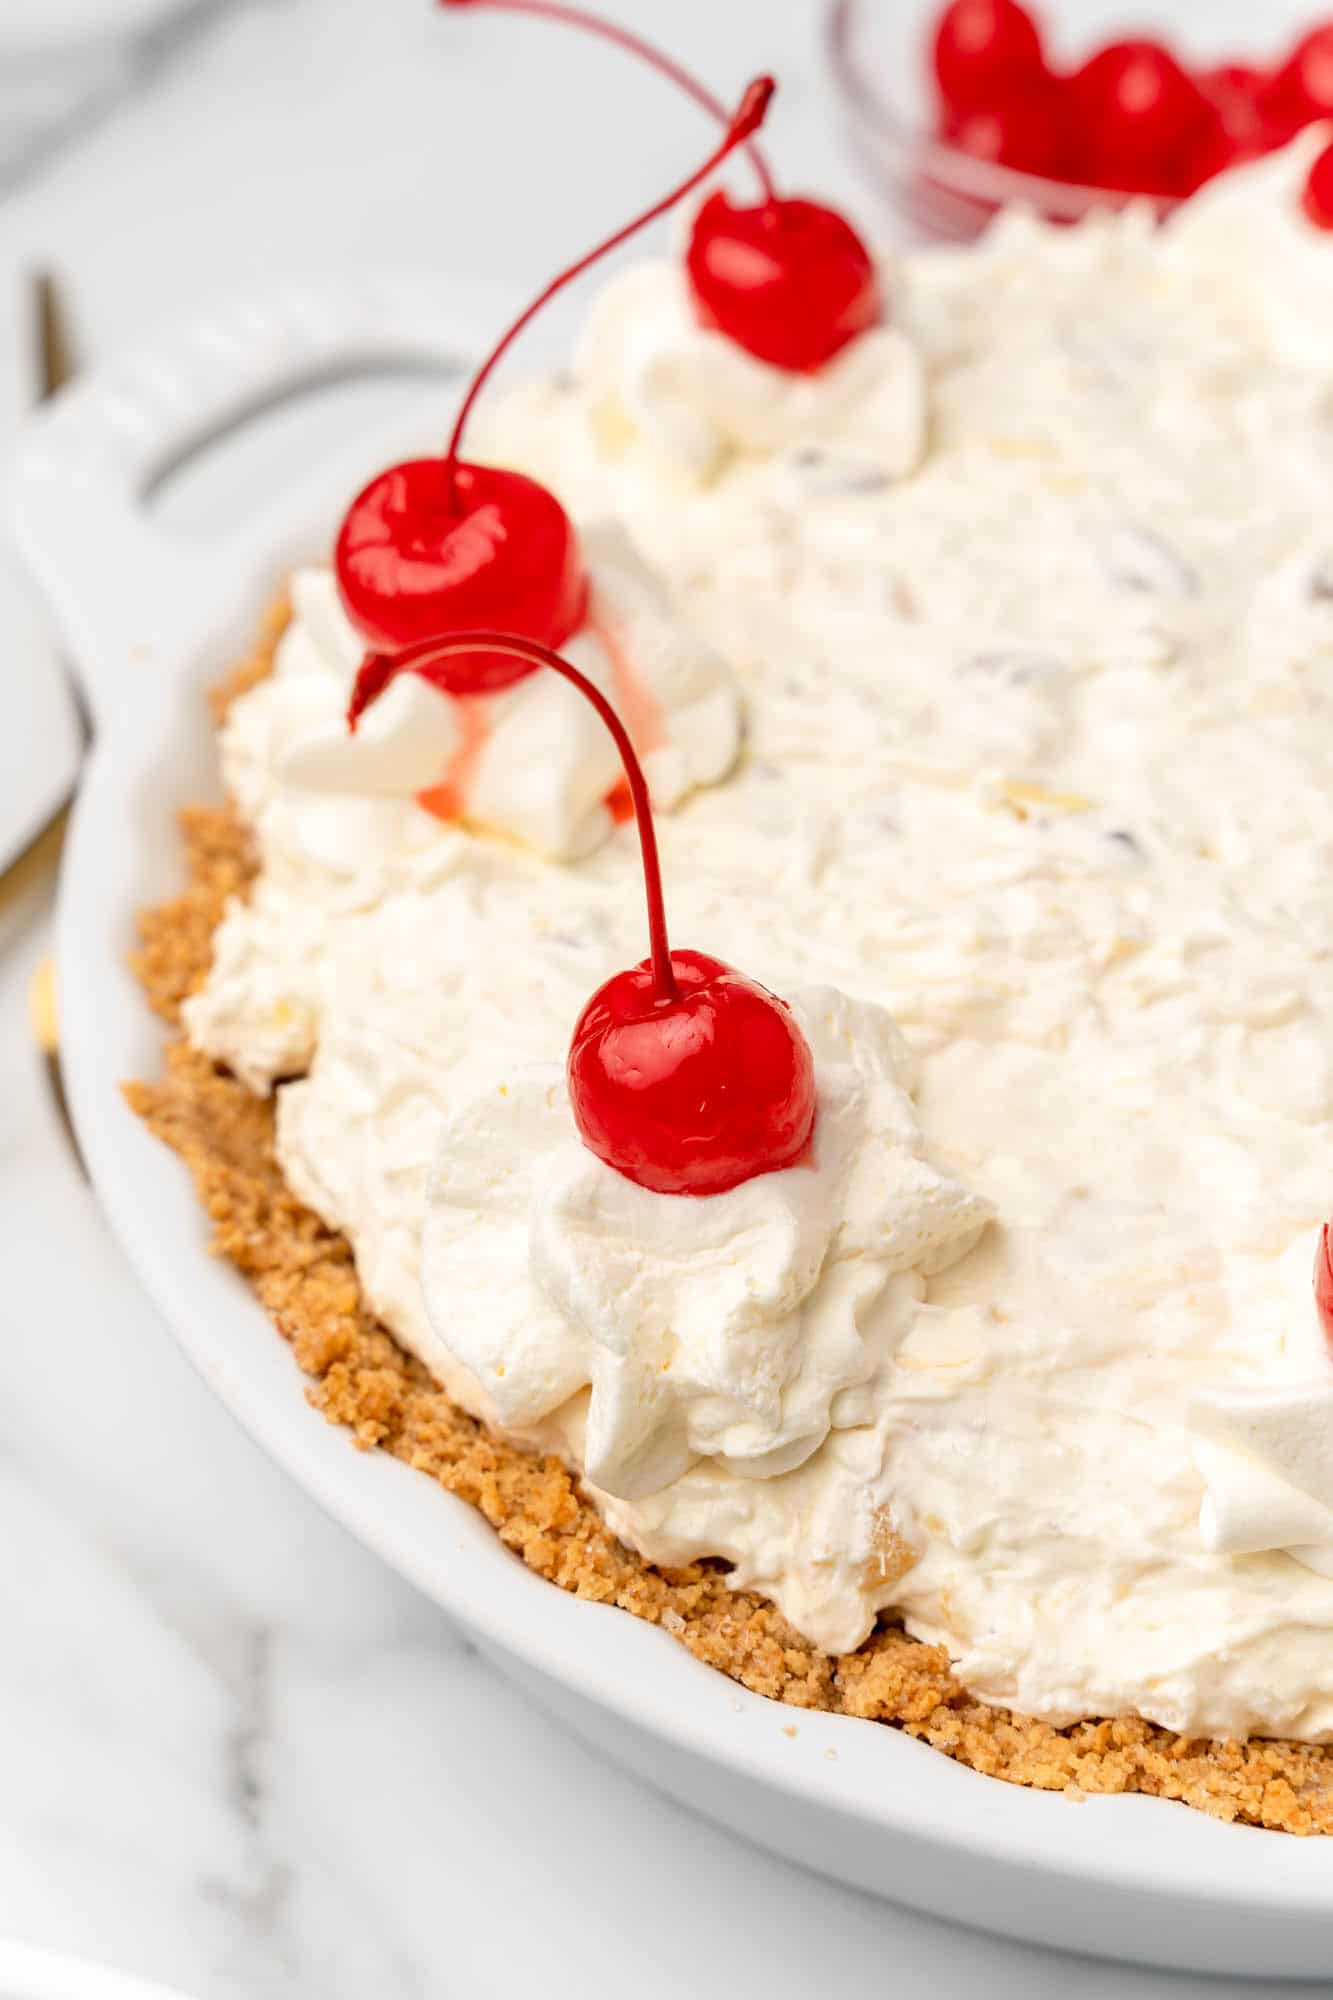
[827,0,1321,241]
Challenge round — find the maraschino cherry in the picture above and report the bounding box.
[335,76,774,695]
[349,629,817,1197]
[1271,22,1333,132]
[931,0,1047,113]
[1178,65,1277,187]
[1070,40,1215,196]
[1317,1224,1333,1356]
[931,0,1075,179]
[944,87,1069,179]
[337,462,583,687]
[442,0,881,374]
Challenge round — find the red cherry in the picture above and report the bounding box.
[333,75,773,694]
[349,628,818,1197]
[1178,59,1306,192]
[685,192,879,374]
[1304,138,1333,228]
[1070,40,1214,196]
[943,79,1071,178]
[1316,1224,1333,1354]
[1271,22,1333,129]
[569,949,816,1197]
[931,0,1047,114]
[336,460,585,692]
[443,0,881,376]
[1197,61,1293,160]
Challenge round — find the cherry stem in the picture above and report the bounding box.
[441,72,775,511]
[441,0,776,200]
[353,630,678,1001]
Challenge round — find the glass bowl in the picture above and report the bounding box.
[826,0,1317,241]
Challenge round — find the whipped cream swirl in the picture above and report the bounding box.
[239,523,740,866]
[1161,126,1333,375]
[1191,1386,1333,1577]
[1189,1229,1333,1577]
[575,257,926,485]
[418,986,990,1646]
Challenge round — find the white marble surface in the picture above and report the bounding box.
[0,3,1322,1995]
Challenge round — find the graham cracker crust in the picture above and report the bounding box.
[123,602,1333,1835]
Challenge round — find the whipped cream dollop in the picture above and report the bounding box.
[1162,126,1333,376]
[574,257,925,485]
[1188,1229,1333,1577]
[235,523,739,865]
[1191,1387,1333,1577]
[418,987,990,1647]
[194,139,1333,1738]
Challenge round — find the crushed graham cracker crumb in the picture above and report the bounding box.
[121,609,1333,1835]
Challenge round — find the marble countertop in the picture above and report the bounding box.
[0,3,1315,1994]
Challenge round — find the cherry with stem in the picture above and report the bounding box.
[335,76,775,683]
[438,71,775,513]
[442,0,881,374]
[349,629,817,1198]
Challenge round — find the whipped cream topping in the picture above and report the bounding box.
[1161,126,1333,376]
[1188,1229,1333,1577]
[574,256,926,485]
[238,525,739,863]
[416,988,989,1645]
[1191,1388,1333,1578]
[191,139,1333,1739]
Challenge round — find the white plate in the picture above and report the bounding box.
[10,276,1333,1980]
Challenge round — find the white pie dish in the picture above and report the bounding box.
[10,275,1333,1979]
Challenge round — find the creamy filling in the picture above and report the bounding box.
[189,137,1333,1739]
